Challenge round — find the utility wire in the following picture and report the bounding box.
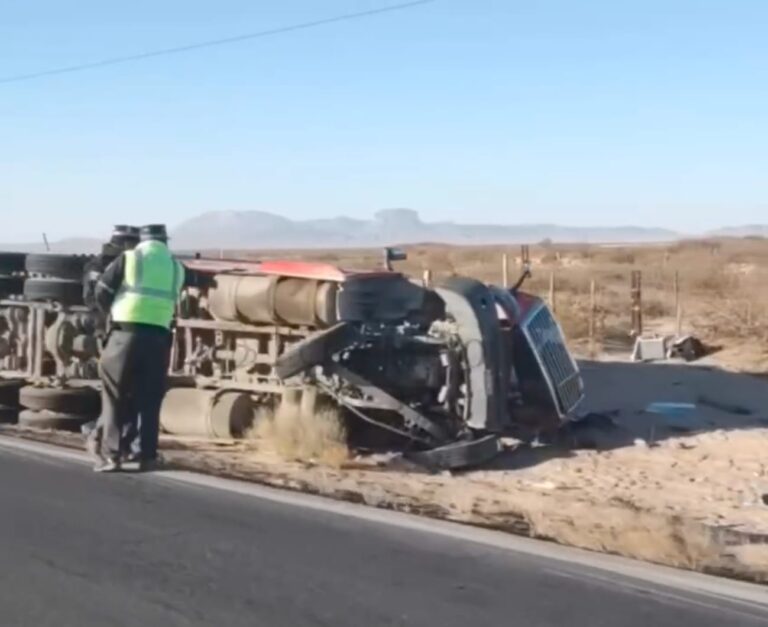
[0,0,435,85]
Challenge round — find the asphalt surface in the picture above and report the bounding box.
[0,442,766,627]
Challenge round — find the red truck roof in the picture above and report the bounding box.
[180,256,400,282]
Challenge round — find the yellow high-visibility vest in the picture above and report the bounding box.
[110,241,184,329]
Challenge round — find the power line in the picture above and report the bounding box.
[0,0,435,85]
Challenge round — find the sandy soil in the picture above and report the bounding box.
[3,358,767,583]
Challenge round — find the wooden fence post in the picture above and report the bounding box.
[631,270,643,337]
[589,279,597,358]
[502,253,510,288]
[520,244,530,267]
[674,271,682,336]
[548,272,556,313]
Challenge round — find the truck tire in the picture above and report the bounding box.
[0,379,24,406]
[25,254,92,280]
[23,278,84,306]
[0,275,25,297]
[0,253,27,275]
[18,409,88,432]
[19,385,100,415]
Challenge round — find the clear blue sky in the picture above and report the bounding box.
[1,0,766,241]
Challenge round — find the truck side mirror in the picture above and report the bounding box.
[383,247,407,270]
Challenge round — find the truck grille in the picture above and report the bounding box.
[521,303,584,416]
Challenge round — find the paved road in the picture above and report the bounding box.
[0,440,766,627]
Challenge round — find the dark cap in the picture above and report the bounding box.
[110,225,140,250]
[112,225,139,239]
[139,224,169,242]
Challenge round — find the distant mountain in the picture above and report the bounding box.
[168,208,682,251]
[706,225,768,238]
[6,210,763,254]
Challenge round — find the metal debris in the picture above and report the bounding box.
[631,335,669,362]
[668,335,709,362]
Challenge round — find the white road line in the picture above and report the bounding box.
[0,434,766,612]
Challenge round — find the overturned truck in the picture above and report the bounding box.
[169,251,585,467]
[0,246,584,468]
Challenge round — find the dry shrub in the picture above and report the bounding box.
[421,251,457,277]
[605,250,636,264]
[553,298,591,341]
[687,269,733,295]
[540,252,558,264]
[254,400,349,466]
[644,299,671,318]
[551,271,593,294]
[571,244,594,260]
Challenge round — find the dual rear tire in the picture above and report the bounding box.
[18,409,89,432]
[23,253,94,306]
[0,380,24,423]
[1,253,101,430]
[0,253,28,300]
[15,385,100,432]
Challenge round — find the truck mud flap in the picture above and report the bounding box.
[274,323,359,379]
[405,434,502,470]
[435,277,509,432]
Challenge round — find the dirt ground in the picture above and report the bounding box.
[5,356,768,583]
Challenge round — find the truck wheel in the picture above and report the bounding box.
[0,379,24,406]
[19,385,100,415]
[0,253,27,275]
[25,254,92,280]
[18,409,88,432]
[0,275,25,297]
[23,278,84,306]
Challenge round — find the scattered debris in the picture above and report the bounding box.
[644,403,706,433]
[404,435,502,471]
[668,335,711,362]
[631,334,718,363]
[645,402,697,416]
[530,480,559,491]
[572,411,618,430]
[631,335,669,362]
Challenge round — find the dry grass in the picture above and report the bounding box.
[252,401,349,467]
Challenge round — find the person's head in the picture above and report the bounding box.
[139,224,169,244]
[110,225,140,250]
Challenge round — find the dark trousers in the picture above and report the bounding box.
[98,327,171,461]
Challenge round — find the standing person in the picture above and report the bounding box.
[83,225,141,458]
[91,224,184,472]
